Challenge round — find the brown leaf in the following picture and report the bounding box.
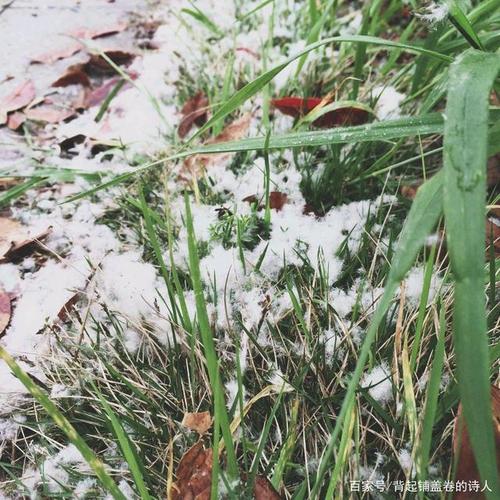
[6,111,26,130]
[171,442,212,500]
[31,43,82,64]
[486,219,500,259]
[0,289,11,336]
[52,64,91,88]
[181,113,252,178]
[178,91,209,138]
[68,21,128,40]
[243,191,288,211]
[254,476,283,500]
[0,80,36,124]
[400,183,421,200]
[181,412,213,435]
[452,385,500,500]
[0,218,51,263]
[487,153,500,189]
[25,105,75,124]
[85,51,136,75]
[0,178,19,190]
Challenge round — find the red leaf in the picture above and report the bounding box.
[271,96,371,128]
[271,97,322,118]
[178,91,209,138]
[254,476,283,500]
[67,21,128,40]
[0,80,36,124]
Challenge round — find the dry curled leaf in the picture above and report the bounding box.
[0,218,51,263]
[171,442,212,500]
[178,91,209,138]
[486,218,500,259]
[84,76,132,108]
[52,64,91,88]
[25,105,75,124]
[31,43,82,65]
[243,191,288,211]
[6,111,26,130]
[181,113,251,178]
[487,153,500,188]
[254,476,283,500]
[0,80,36,124]
[181,411,213,435]
[85,50,136,75]
[68,21,128,40]
[452,386,500,500]
[0,289,11,336]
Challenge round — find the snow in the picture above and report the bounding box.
[74,478,97,499]
[361,362,393,406]
[0,414,26,441]
[416,2,450,24]
[404,266,442,306]
[21,444,88,496]
[398,447,415,477]
[373,85,405,120]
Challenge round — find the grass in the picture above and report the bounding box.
[1,1,499,499]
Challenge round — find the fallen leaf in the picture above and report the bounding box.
[85,50,136,75]
[171,442,212,500]
[178,91,209,138]
[84,77,130,108]
[487,153,500,188]
[271,96,371,128]
[52,64,91,88]
[6,111,26,130]
[400,183,421,200]
[25,105,75,124]
[0,289,11,336]
[68,21,128,40]
[0,218,51,263]
[0,80,36,124]
[0,178,19,190]
[243,191,288,211]
[453,385,500,500]
[57,293,81,322]
[254,476,283,500]
[181,113,252,178]
[31,43,82,64]
[181,411,212,435]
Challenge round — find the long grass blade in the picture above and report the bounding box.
[442,49,500,498]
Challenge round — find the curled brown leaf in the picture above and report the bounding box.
[181,411,213,435]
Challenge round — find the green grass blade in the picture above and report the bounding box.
[188,35,451,142]
[311,171,444,497]
[442,49,500,498]
[0,177,44,207]
[417,304,446,486]
[184,193,239,481]
[93,386,152,500]
[0,347,126,500]
[447,1,485,51]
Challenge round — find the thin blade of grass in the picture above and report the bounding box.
[310,171,444,497]
[442,49,500,498]
[184,193,239,481]
[93,386,152,500]
[0,347,126,500]
[447,1,485,51]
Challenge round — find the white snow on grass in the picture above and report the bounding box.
[361,362,393,406]
[373,85,405,120]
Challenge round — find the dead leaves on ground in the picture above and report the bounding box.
[171,441,282,500]
[181,113,252,179]
[452,386,500,499]
[182,412,213,435]
[0,80,36,124]
[178,91,209,138]
[0,217,51,263]
[243,191,289,211]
